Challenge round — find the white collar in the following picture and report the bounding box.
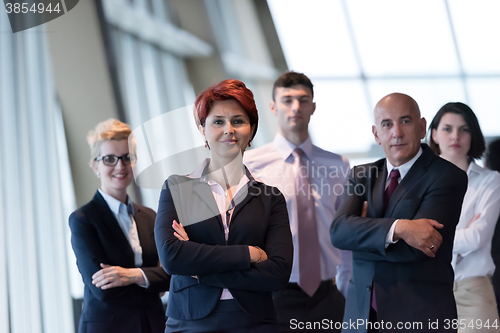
[273,132,313,161]
[187,158,210,179]
[98,189,134,216]
[385,147,423,180]
[467,161,484,176]
[186,158,260,184]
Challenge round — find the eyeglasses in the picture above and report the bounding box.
[95,154,137,166]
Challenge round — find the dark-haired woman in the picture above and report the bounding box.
[429,103,500,332]
[155,79,293,332]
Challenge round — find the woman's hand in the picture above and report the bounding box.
[92,264,145,289]
[172,220,189,241]
[172,220,197,277]
[249,246,268,263]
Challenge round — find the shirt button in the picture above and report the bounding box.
[367,285,372,291]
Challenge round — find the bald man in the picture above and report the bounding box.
[331,93,468,332]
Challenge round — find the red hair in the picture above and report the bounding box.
[194,79,258,140]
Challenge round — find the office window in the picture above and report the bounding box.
[268,0,500,164]
[0,9,75,333]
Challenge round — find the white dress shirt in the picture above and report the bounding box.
[385,148,423,245]
[384,148,423,186]
[98,189,149,287]
[452,162,500,281]
[187,158,253,300]
[244,133,352,296]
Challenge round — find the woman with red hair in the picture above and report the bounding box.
[155,79,293,332]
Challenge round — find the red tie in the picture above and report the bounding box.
[372,168,400,311]
[384,169,401,212]
[293,148,321,297]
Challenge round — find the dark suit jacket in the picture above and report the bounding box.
[491,214,500,315]
[155,173,293,321]
[331,144,467,332]
[69,191,171,333]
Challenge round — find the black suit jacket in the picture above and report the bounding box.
[491,214,500,314]
[155,173,293,321]
[69,191,171,333]
[331,144,467,332]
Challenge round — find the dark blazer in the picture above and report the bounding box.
[69,191,171,333]
[491,214,500,315]
[331,144,468,332]
[155,172,293,322]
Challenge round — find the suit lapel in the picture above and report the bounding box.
[134,207,150,255]
[92,191,135,265]
[193,181,223,220]
[230,183,259,226]
[385,145,433,217]
[192,181,224,234]
[186,175,259,242]
[371,161,386,218]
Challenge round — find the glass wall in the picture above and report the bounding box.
[0,8,76,333]
[101,0,280,208]
[268,0,500,165]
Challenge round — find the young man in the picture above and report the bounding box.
[245,71,351,332]
[331,93,468,333]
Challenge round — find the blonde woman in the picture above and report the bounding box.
[69,119,170,333]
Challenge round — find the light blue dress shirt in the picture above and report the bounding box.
[98,189,149,287]
[245,133,352,297]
